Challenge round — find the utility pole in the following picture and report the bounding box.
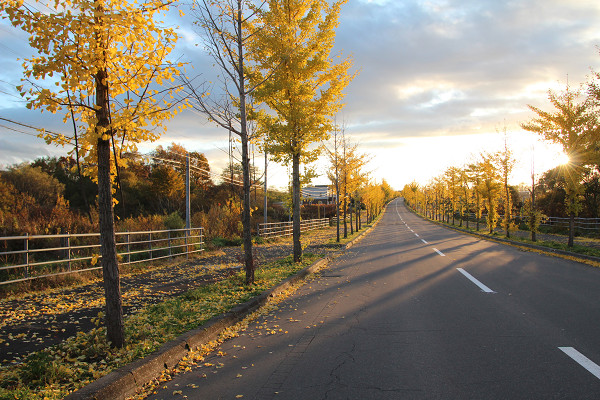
[264,142,268,226]
[185,154,191,229]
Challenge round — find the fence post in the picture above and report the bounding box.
[24,233,29,278]
[126,231,131,264]
[149,232,153,260]
[67,233,71,272]
[168,230,172,258]
[185,227,189,260]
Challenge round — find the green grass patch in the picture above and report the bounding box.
[507,236,600,258]
[210,236,243,247]
[0,253,320,400]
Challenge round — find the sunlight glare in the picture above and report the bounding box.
[555,152,570,166]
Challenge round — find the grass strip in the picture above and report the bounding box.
[0,253,320,400]
[404,205,600,261]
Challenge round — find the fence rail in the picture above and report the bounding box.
[422,208,600,235]
[0,227,204,286]
[257,218,329,239]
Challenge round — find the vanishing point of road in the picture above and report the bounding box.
[150,198,600,399]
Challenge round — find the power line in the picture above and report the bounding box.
[0,89,24,100]
[146,152,261,188]
[0,123,42,138]
[0,116,73,143]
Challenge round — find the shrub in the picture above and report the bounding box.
[163,212,185,230]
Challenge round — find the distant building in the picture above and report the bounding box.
[301,185,336,205]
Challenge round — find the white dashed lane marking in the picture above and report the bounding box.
[457,268,495,293]
[559,347,600,380]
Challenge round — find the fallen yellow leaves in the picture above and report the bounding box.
[1,241,329,400]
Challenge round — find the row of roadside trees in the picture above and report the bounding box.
[0,0,354,348]
[324,123,395,242]
[403,56,600,248]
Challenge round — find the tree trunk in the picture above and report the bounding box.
[335,182,340,242]
[240,133,254,283]
[292,151,302,262]
[343,196,347,238]
[237,3,254,283]
[531,177,537,242]
[349,201,354,235]
[568,211,575,247]
[505,179,511,238]
[476,194,480,231]
[98,138,124,348]
[95,67,124,348]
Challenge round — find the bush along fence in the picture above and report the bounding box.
[0,227,204,286]
[257,218,330,239]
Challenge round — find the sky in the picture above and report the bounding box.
[1,0,600,191]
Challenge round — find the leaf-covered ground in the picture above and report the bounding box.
[0,226,341,365]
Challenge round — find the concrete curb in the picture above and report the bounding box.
[65,209,386,400]
[344,213,384,250]
[64,256,336,399]
[341,199,390,250]
[406,205,600,265]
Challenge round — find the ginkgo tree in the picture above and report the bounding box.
[495,131,516,238]
[250,0,355,262]
[522,86,600,247]
[182,0,272,285]
[1,0,184,347]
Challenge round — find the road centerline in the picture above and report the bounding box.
[457,268,495,293]
[432,247,445,256]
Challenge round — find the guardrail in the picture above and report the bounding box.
[0,227,204,286]
[257,218,329,239]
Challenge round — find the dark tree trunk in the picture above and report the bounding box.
[292,151,302,262]
[568,211,575,247]
[236,2,254,284]
[95,68,124,348]
[241,134,254,283]
[335,183,340,242]
[531,177,537,242]
[98,138,124,348]
[349,201,354,235]
[343,196,347,238]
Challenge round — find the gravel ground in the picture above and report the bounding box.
[0,226,342,365]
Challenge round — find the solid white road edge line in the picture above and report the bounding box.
[456,268,495,293]
[433,248,445,256]
[559,347,600,380]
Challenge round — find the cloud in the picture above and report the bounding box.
[2,0,600,189]
[336,0,600,142]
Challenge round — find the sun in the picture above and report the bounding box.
[555,152,570,166]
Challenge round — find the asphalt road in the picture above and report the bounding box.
[149,198,600,399]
